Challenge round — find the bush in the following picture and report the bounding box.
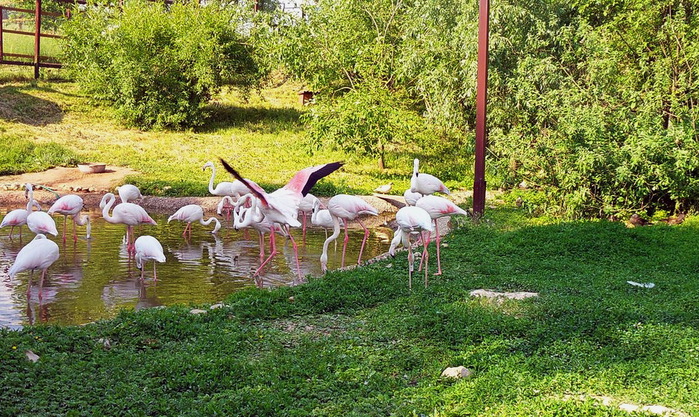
[62,0,264,130]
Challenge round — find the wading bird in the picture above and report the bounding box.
[389,206,434,289]
[117,184,142,204]
[298,193,318,240]
[320,194,378,272]
[8,234,60,299]
[134,235,166,280]
[410,159,450,196]
[23,184,58,237]
[219,158,343,279]
[168,204,221,238]
[48,194,91,242]
[100,193,157,255]
[415,195,468,275]
[1,185,42,239]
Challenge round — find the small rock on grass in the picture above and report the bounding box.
[441,366,472,379]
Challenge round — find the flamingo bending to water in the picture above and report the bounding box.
[168,204,221,237]
[8,234,60,299]
[410,159,450,196]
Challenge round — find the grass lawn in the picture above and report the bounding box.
[0,73,471,196]
[1,208,698,416]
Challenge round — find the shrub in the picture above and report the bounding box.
[62,0,264,130]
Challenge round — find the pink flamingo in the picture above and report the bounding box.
[100,192,157,255]
[134,235,166,280]
[410,158,450,196]
[219,158,343,279]
[320,194,378,273]
[388,206,434,289]
[48,194,91,242]
[403,189,423,206]
[117,184,142,204]
[415,195,468,275]
[168,204,221,238]
[8,234,60,299]
[204,161,260,219]
[21,184,58,237]
[1,184,42,239]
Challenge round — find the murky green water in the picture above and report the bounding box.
[0,210,393,329]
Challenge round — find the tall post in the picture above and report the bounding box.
[473,0,490,217]
[34,0,41,79]
[0,7,4,62]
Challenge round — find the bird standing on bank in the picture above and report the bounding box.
[415,195,468,275]
[410,159,449,196]
[117,184,143,204]
[389,206,434,289]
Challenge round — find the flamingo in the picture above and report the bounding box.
[48,194,91,242]
[219,158,344,279]
[204,161,260,219]
[134,235,166,280]
[415,195,468,275]
[100,193,157,255]
[117,184,142,204]
[8,234,60,299]
[20,184,57,237]
[298,193,318,240]
[1,186,42,239]
[311,198,344,239]
[410,159,450,196]
[388,206,434,289]
[233,194,288,268]
[167,204,221,237]
[319,194,378,273]
[403,189,423,206]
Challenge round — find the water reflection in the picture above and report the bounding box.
[0,209,391,328]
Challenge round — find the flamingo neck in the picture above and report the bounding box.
[101,194,117,224]
[207,164,217,194]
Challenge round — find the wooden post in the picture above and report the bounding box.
[0,6,4,62]
[473,0,490,217]
[34,0,41,79]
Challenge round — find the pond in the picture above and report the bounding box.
[0,210,393,329]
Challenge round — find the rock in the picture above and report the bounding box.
[470,289,539,300]
[189,309,207,315]
[25,350,40,363]
[440,366,472,379]
[209,303,225,309]
[619,404,639,412]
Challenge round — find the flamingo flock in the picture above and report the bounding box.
[3,158,468,297]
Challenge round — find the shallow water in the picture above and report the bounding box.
[0,210,393,329]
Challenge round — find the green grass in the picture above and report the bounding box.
[1,209,698,415]
[2,32,63,61]
[0,77,471,196]
[0,133,79,174]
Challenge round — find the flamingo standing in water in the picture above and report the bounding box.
[219,158,343,279]
[415,195,468,275]
[233,194,288,274]
[320,194,378,272]
[8,234,60,299]
[410,159,450,196]
[298,193,318,240]
[117,184,142,204]
[100,193,157,255]
[204,161,260,220]
[1,185,42,239]
[168,204,221,238]
[24,184,57,237]
[389,206,434,289]
[134,235,166,280]
[48,194,91,242]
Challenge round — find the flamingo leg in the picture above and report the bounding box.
[258,232,266,263]
[153,262,158,281]
[73,217,78,243]
[38,269,47,301]
[407,237,414,291]
[422,231,431,287]
[341,223,349,267]
[356,218,370,266]
[255,226,278,277]
[9,225,15,240]
[434,220,442,276]
[27,270,34,298]
[286,227,303,280]
[302,214,307,242]
[140,262,145,280]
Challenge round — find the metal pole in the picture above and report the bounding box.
[34,0,41,79]
[473,0,490,217]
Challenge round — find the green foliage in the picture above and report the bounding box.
[61,0,265,130]
[2,212,699,415]
[0,134,80,175]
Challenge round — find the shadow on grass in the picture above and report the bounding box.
[0,85,63,126]
[198,103,304,134]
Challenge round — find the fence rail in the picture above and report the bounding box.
[0,0,68,77]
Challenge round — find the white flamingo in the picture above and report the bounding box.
[415,195,468,275]
[320,194,378,272]
[389,206,434,289]
[1,184,42,239]
[8,234,60,299]
[48,194,91,242]
[168,204,221,237]
[410,159,450,196]
[117,184,142,204]
[100,193,157,255]
[134,235,166,280]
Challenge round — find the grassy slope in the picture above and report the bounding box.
[0,77,468,196]
[1,209,698,416]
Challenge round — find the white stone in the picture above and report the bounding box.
[440,366,472,379]
[619,404,639,412]
[189,309,207,315]
[470,289,539,300]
